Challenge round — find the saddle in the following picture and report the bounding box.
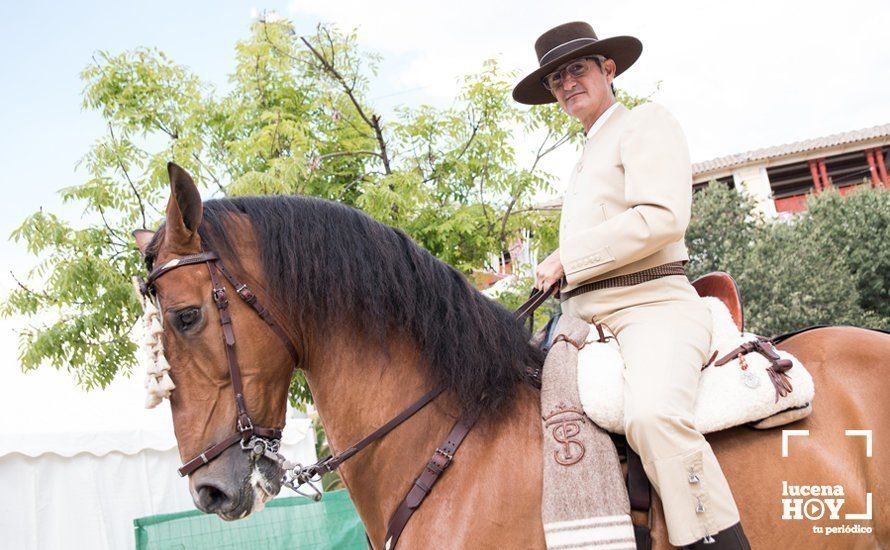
[533,271,816,549]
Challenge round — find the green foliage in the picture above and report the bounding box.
[740,218,877,334]
[5,19,604,402]
[687,182,888,335]
[310,415,344,492]
[799,186,890,319]
[686,182,762,279]
[482,269,562,330]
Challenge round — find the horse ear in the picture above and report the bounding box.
[164,162,203,252]
[133,230,156,254]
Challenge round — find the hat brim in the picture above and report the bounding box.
[512,36,642,105]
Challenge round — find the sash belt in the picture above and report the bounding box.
[559,261,687,302]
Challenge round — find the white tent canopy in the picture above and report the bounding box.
[0,319,316,550]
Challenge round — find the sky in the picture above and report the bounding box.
[1,0,888,381]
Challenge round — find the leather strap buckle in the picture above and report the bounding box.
[212,287,229,309]
[434,447,453,462]
[237,415,253,434]
[235,284,257,304]
[429,447,453,473]
[310,455,337,476]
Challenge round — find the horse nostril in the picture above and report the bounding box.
[195,482,235,513]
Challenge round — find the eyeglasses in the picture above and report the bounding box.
[541,55,607,93]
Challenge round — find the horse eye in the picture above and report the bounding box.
[172,307,202,332]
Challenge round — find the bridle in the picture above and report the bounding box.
[138,250,300,477]
[138,248,554,548]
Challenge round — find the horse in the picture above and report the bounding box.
[133,163,888,548]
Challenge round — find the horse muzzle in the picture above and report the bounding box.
[191,452,282,520]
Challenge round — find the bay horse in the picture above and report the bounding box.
[134,163,888,548]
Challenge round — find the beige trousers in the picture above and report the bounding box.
[561,275,741,546]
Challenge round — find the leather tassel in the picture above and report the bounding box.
[766,368,793,403]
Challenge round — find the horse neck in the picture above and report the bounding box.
[302,331,469,537]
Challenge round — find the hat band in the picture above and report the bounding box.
[539,37,598,65]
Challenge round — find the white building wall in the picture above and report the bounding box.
[732,165,778,218]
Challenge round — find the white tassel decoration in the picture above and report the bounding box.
[144,299,159,317]
[155,354,171,371]
[149,317,164,337]
[145,393,162,409]
[132,276,176,409]
[158,372,176,394]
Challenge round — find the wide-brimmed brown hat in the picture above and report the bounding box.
[513,22,642,105]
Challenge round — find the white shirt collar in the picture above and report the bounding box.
[583,101,620,142]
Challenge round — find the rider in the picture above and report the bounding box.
[513,22,751,549]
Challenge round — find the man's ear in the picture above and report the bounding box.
[133,230,156,254]
[603,58,617,82]
[164,162,203,252]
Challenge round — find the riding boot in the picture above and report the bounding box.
[682,521,750,549]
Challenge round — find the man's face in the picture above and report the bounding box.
[549,56,617,121]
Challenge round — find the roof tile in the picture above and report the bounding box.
[692,123,890,175]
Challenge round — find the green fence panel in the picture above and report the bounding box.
[134,490,365,550]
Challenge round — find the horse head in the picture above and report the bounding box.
[134,163,298,520]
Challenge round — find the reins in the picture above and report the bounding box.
[139,249,556,548]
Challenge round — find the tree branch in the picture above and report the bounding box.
[299,32,391,174]
[254,52,270,110]
[317,150,383,162]
[260,21,392,175]
[10,271,88,307]
[95,203,128,248]
[496,129,573,248]
[531,131,573,172]
[190,152,226,195]
[108,124,147,229]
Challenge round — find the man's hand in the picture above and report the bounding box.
[534,248,564,293]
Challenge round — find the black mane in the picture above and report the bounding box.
[171,195,542,417]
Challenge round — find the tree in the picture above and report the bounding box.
[686,182,887,336]
[799,185,890,319]
[6,18,639,403]
[686,181,762,281]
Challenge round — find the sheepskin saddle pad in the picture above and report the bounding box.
[576,297,815,435]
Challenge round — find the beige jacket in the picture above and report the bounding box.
[559,102,693,292]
